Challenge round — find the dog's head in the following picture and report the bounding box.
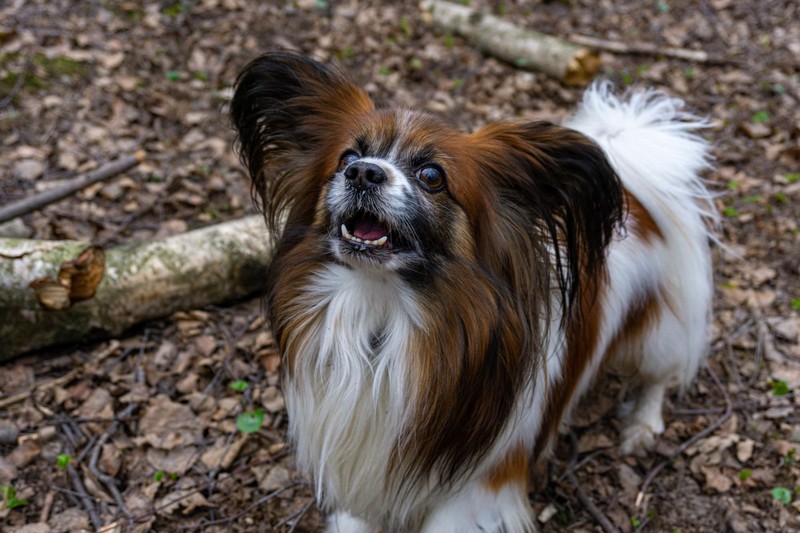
[231,50,623,316]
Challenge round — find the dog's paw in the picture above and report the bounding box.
[620,423,660,456]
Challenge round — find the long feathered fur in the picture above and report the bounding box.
[230,52,715,533]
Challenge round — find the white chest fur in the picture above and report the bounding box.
[284,264,426,519]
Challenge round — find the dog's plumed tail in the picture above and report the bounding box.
[567,81,718,233]
[567,82,717,391]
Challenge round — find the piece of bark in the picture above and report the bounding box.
[420,0,600,86]
[0,216,271,359]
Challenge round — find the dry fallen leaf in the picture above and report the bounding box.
[138,395,202,450]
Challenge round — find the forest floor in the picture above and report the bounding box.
[1,0,799,531]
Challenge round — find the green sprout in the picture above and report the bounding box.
[236,408,265,434]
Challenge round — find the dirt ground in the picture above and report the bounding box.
[1,0,799,531]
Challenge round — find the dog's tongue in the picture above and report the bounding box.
[353,218,388,241]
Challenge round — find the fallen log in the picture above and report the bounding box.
[0,215,271,360]
[420,0,600,86]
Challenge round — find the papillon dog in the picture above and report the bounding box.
[230,52,716,533]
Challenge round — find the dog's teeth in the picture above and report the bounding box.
[341,224,388,248]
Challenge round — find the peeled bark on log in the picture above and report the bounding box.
[0,216,271,360]
[420,0,600,86]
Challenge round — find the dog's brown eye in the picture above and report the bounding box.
[338,151,360,172]
[416,165,446,192]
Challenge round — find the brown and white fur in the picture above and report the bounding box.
[230,52,716,533]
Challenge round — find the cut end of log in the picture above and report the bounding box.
[564,48,602,87]
[29,245,106,310]
[134,150,147,162]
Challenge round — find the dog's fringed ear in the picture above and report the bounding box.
[230,52,374,233]
[468,121,625,323]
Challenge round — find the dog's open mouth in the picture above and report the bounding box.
[339,212,403,252]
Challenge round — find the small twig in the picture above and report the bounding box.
[88,402,138,520]
[175,481,303,530]
[560,433,618,531]
[565,471,618,533]
[38,489,56,523]
[0,368,80,409]
[0,151,146,224]
[0,60,28,110]
[67,463,103,530]
[559,449,605,481]
[568,33,719,63]
[281,497,315,532]
[635,364,732,508]
[748,313,769,388]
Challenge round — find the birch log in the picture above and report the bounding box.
[420,0,600,86]
[0,216,271,359]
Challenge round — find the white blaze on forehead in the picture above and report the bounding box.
[357,157,413,193]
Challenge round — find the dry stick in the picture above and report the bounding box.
[283,497,316,533]
[635,364,732,508]
[88,402,138,521]
[131,449,298,526]
[421,0,600,86]
[0,368,81,409]
[562,432,618,533]
[0,151,146,224]
[67,463,103,530]
[568,34,712,63]
[175,482,304,530]
[565,471,619,533]
[39,490,56,523]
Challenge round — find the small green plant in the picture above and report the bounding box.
[378,66,390,76]
[621,71,634,85]
[443,33,455,48]
[163,3,184,17]
[229,379,249,393]
[398,17,412,38]
[739,468,752,481]
[165,70,182,82]
[785,173,800,184]
[751,110,770,124]
[409,57,423,70]
[792,297,800,311]
[770,379,790,396]
[0,484,29,510]
[742,194,762,203]
[722,206,740,217]
[56,453,72,469]
[782,448,796,467]
[631,516,641,527]
[154,470,166,482]
[337,47,355,60]
[771,486,792,505]
[655,1,670,13]
[236,408,265,434]
[726,180,739,190]
[773,191,787,204]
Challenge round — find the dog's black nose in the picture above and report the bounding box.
[344,161,387,190]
